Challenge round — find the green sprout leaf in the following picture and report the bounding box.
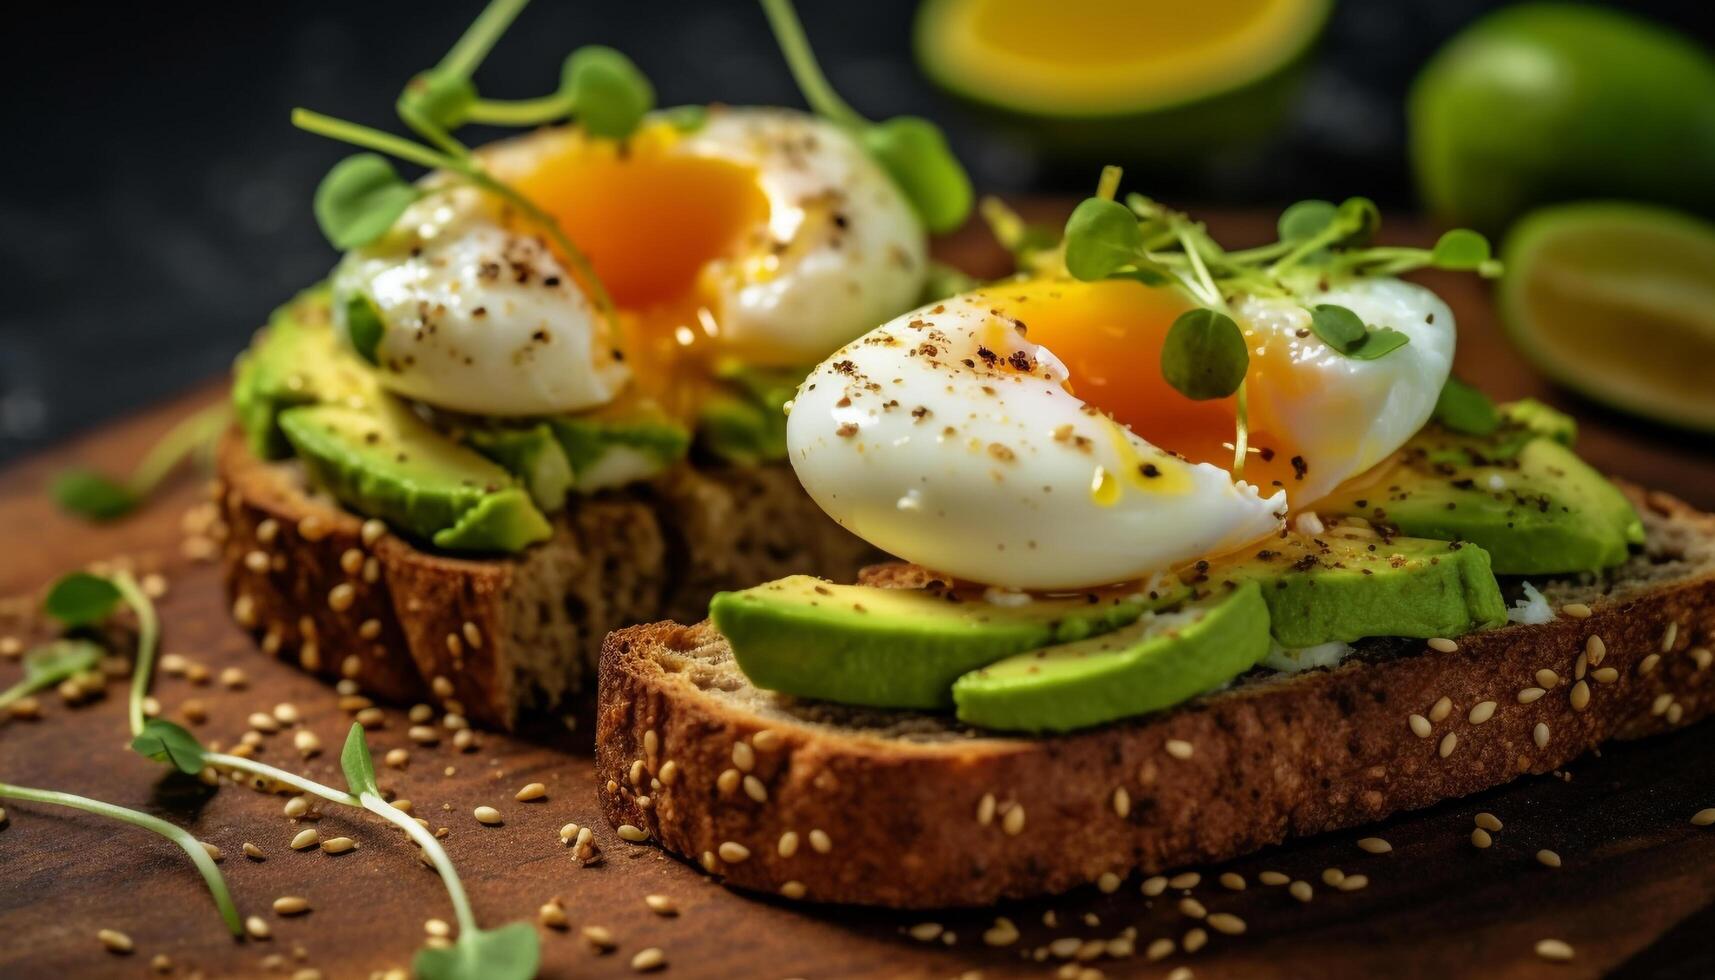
[1432,377,1502,436]
[1063,197,1144,282]
[399,70,479,132]
[344,293,387,366]
[339,723,381,797]
[560,46,654,140]
[1330,196,1382,248]
[861,116,973,234]
[1277,199,1336,242]
[1161,308,1248,401]
[1346,326,1412,360]
[1308,304,1368,352]
[43,572,122,628]
[660,103,709,133]
[1429,228,1492,270]
[0,639,103,711]
[51,470,139,521]
[131,718,210,776]
[313,153,423,250]
[414,922,540,980]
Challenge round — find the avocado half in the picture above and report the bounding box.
[913,0,1333,162]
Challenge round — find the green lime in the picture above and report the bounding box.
[1410,3,1715,234]
[1500,202,1715,432]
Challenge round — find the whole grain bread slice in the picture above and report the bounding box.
[595,484,1715,908]
[214,428,876,729]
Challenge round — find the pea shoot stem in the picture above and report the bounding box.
[128,402,230,500]
[358,791,478,935]
[204,752,361,807]
[464,93,575,127]
[436,0,532,81]
[114,571,159,738]
[1095,165,1122,203]
[0,782,243,936]
[759,0,865,129]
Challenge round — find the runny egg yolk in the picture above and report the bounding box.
[972,277,1312,496]
[496,123,771,417]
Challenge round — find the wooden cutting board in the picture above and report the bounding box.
[3,211,1715,980]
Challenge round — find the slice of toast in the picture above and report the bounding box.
[213,429,876,729]
[594,484,1715,907]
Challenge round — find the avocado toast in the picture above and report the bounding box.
[591,189,1714,906]
[215,3,975,727]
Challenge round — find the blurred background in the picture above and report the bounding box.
[2,0,1711,463]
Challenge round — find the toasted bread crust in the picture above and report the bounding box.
[215,429,874,728]
[595,489,1715,907]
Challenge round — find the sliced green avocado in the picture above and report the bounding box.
[464,423,574,513]
[1318,411,1641,575]
[1197,533,1507,648]
[711,575,1183,710]
[696,362,803,465]
[951,583,1271,733]
[548,403,690,493]
[232,288,377,459]
[279,403,551,553]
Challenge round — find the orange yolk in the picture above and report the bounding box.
[974,278,1309,493]
[495,125,771,418]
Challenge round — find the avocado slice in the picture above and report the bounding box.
[279,402,551,553]
[951,583,1271,733]
[464,423,574,513]
[548,403,690,493]
[695,362,802,465]
[1317,410,1642,575]
[711,575,1182,710]
[1197,532,1507,648]
[232,288,378,459]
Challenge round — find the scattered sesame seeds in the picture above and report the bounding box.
[1097,872,1122,894]
[1258,871,1290,886]
[244,842,265,861]
[658,760,679,786]
[1321,868,1345,887]
[320,837,356,854]
[1592,667,1619,684]
[1146,937,1175,960]
[1428,696,1453,723]
[1182,927,1208,953]
[1439,732,1458,758]
[248,712,281,734]
[777,831,800,858]
[1112,787,1131,819]
[1534,722,1551,749]
[982,916,1020,947]
[752,729,783,752]
[1206,912,1246,935]
[98,928,133,954]
[1289,881,1314,902]
[1475,813,1503,832]
[1169,871,1201,890]
[246,916,272,940]
[1219,872,1246,891]
[718,841,750,863]
[732,741,756,773]
[385,748,409,769]
[1562,603,1592,619]
[1535,939,1575,962]
[1663,621,1680,652]
[644,894,677,916]
[290,829,319,850]
[1471,828,1493,849]
[1409,714,1433,738]
[1357,837,1392,854]
[1570,680,1591,711]
[1536,669,1560,689]
[1669,702,1686,725]
[1652,692,1674,716]
[1586,635,1606,666]
[582,925,617,951]
[742,775,768,803]
[1694,647,1713,671]
[327,584,355,612]
[1427,637,1458,653]
[408,725,439,745]
[1639,654,1661,675]
[809,829,832,853]
[976,793,996,826]
[293,730,321,758]
[1142,876,1169,897]
[361,518,386,546]
[1337,874,1369,892]
[1536,849,1562,868]
[1468,701,1497,724]
[538,902,568,930]
[631,947,666,972]
[1002,804,1026,836]
[1517,686,1547,704]
[908,922,944,942]
[780,881,807,900]
[515,783,546,802]
[273,896,310,916]
[1178,897,1207,919]
[716,768,741,795]
[1165,739,1194,760]
[474,807,501,826]
[1691,809,1715,826]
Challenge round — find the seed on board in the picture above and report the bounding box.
[1147,937,1175,960]
[1289,880,1314,902]
[718,841,751,863]
[1535,939,1575,962]
[1337,874,1369,892]
[538,902,568,930]
[1427,637,1458,653]
[1220,872,1246,891]
[1165,739,1194,760]
[1142,875,1169,896]
[582,925,617,951]
[618,824,648,842]
[1001,804,1026,836]
[1468,700,1497,724]
[1409,714,1432,738]
[1690,808,1715,826]
[908,922,944,942]
[780,881,807,900]
[644,894,677,917]
[1471,828,1493,849]
[290,829,319,850]
[98,928,133,954]
[320,837,356,854]
[474,807,502,826]
[273,702,301,726]
[273,896,310,916]
[982,916,1020,947]
[1178,897,1207,919]
[1169,871,1201,890]
[1428,696,1453,722]
[1259,871,1290,886]
[246,915,272,940]
[1439,732,1458,758]
[631,947,666,972]
[1357,837,1392,854]
[293,730,321,757]
[1321,867,1345,887]
[1182,927,1208,953]
[244,842,265,861]
[1534,722,1551,748]
[1112,786,1131,819]
[1097,872,1122,894]
[515,783,547,802]
[408,725,439,745]
[385,748,409,769]
[1206,912,1246,935]
[248,712,281,734]
[1536,849,1563,868]
[1475,813,1503,832]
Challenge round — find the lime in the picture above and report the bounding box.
[1500,202,1715,432]
[1410,3,1715,233]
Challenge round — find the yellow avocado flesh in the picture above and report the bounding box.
[916,0,1331,117]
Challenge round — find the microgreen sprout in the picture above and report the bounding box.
[759,0,972,233]
[1432,377,1502,436]
[0,639,101,712]
[52,402,230,522]
[0,782,243,935]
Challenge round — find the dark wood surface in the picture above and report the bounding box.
[3,213,1715,980]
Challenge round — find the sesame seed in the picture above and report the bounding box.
[431,675,454,699]
[582,925,617,950]
[780,881,806,899]
[243,841,265,861]
[1669,702,1684,725]
[1289,880,1314,902]
[1534,722,1551,748]
[644,894,677,916]
[732,741,756,772]
[1182,927,1208,953]
[273,702,301,725]
[743,775,768,803]
[1259,870,1290,885]
[657,759,679,785]
[248,712,280,734]
[1142,875,1169,896]
[1517,687,1546,703]
[1429,696,1453,722]
[1640,654,1661,675]
[1146,937,1175,960]
[515,783,546,802]
[618,824,648,842]
[273,896,310,916]
[1439,732,1458,758]
[752,729,783,752]
[1663,621,1680,651]
[1002,804,1026,836]
[408,725,438,744]
[1471,828,1493,848]
[1570,680,1590,711]
[442,712,468,731]
[1357,837,1392,854]
[718,841,750,863]
[1220,871,1246,891]
[909,922,943,942]
[1536,669,1560,688]
[1165,739,1194,759]
[246,915,272,940]
[98,928,133,954]
[1337,874,1369,891]
[1468,700,1497,724]
[1428,637,1458,653]
[340,548,363,576]
[1112,786,1131,819]
[809,829,832,853]
[538,902,568,930]
[1408,713,1432,738]
[355,706,385,728]
[1690,809,1715,826]
[1206,912,1246,935]
[293,730,321,757]
[982,917,1020,947]
[1652,692,1674,716]
[1562,603,1592,619]
[1475,813,1503,832]
[1536,849,1562,868]
[474,807,501,825]
[361,518,386,546]
[320,837,356,854]
[1694,647,1713,671]
[1586,635,1606,666]
[461,621,483,650]
[1535,939,1574,962]
[328,584,355,612]
[1321,868,1345,887]
[976,793,996,826]
[284,796,310,818]
[631,947,666,972]
[1169,871,1201,890]
[1097,872,1122,893]
[290,829,319,850]
[1592,667,1619,684]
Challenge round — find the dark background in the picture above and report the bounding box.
[1,0,1708,462]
